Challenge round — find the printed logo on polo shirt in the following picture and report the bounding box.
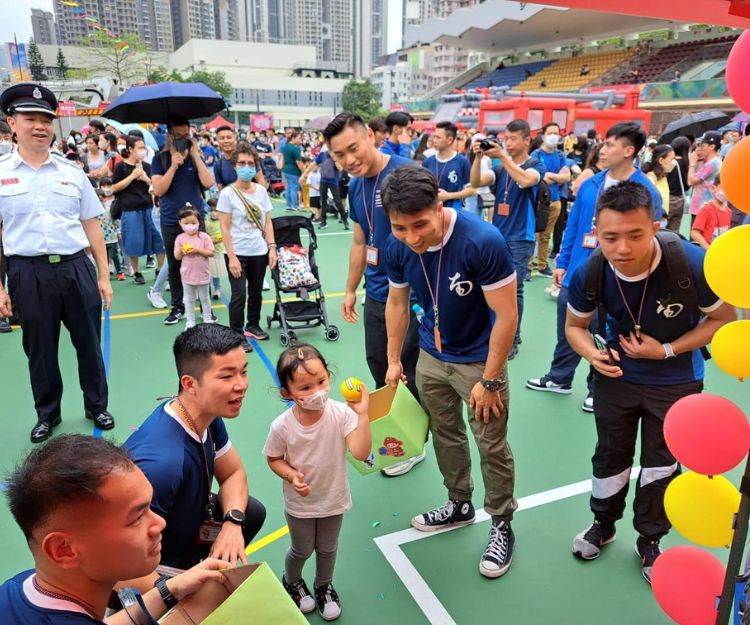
[448,170,458,184]
[656,297,684,319]
[448,272,473,296]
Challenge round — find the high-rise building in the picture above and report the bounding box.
[31,9,58,46]
[171,0,216,50]
[214,0,240,41]
[284,0,351,73]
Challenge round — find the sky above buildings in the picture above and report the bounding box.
[3,0,405,56]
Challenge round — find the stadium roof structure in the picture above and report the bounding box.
[403,0,750,55]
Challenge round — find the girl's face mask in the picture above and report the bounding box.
[296,388,330,411]
[181,223,199,235]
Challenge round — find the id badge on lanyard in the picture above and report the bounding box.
[196,520,223,545]
[366,245,379,266]
[582,233,597,249]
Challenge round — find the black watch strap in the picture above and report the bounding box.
[155,577,178,610]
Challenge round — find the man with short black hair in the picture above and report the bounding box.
[324,112,423,477]
[423,121,473,209]
[382,165,519,578]
[89,119,105,134]
[124,323,266,576]
[471,118,546,359]
[214,125,238,190]
[1,434,228,624]
[282,130,304,211]
[566,180,735,583]
[530,122,570,277]
[368,116,388,148]
[151,114,215,325]
[381,111,413,158]
[688,131,722,224]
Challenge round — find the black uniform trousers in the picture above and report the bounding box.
[6,253,108,423]
[590,375,703,540]
[363,296,420,400]
[319,181,348,227]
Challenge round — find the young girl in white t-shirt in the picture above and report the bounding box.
[263,344,372,621]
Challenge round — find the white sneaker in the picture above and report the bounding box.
[263,278,271,291]
[545,284,561,298]
[380,450,426,477]
[582,393,594,413]
[184,321,196,330]
[147,288,168,309]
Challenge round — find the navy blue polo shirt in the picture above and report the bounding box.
[423,152,471,209]
[491,157,546,242]
[385,208,516,363]
[214,155,237,187]
[0,571,101,623]
[567,239,721,385]
[315,150,339,185]
[123,402,232,567]
[531,147,566,201]
[151,150,206,226]
[348,155,415,302]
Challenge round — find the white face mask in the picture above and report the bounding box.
[297,388,330,411]
[136,149,147,161]
[117,145,126,154]
[663,160,677,173]
[544,134,560,149]
[0,141,12,155]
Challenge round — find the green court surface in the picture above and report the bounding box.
[1,201,747,624]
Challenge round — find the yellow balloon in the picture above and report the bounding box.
[664,472,740,548]
[704,225,750,308]
[340,377,364,402]
[712,320,750,381]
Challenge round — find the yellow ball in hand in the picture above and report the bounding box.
[340,377,364,402]
[182,244,193,252]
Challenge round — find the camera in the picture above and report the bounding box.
[480,138,500,152]
[173,136,192,153]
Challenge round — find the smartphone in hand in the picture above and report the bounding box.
[593,333,616,365]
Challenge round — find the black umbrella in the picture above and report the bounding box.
[659,110,731,144]
[102,82,227,123]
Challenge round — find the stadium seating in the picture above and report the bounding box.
[463,60,553,90]
[513,49,636,92]
[608,35,737,84]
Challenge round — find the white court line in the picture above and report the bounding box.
[374,468,641,625]
[315,231,352,237]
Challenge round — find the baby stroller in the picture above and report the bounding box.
[260,156,285,197]
[266,215,340,345]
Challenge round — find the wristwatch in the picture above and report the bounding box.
[662,343,676,359]
[155,577,178,610]
[223,509,246,526]
[480,378,504,392]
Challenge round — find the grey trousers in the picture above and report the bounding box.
[284,512,344,587]
[416,349,517,521]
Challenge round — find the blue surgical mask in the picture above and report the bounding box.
[237,165,256,181]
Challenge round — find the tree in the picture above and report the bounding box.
[147,66,183,83]
[81,31,145,86]
[56,48,69,79]
[27,40,47,81]
[341,79,381,120]
[186,69,232,98]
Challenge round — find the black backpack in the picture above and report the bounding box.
[522,157,551,233]
[583,230,710,360]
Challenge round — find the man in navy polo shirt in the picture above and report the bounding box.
[382,165,519,579]
[124,324,266,576]
[530,122,571,276]
[151,114,215,325]
[1,435,228,624]
[213,125,238,190]
[527,121,662,413]
[422,120,473,210]
[315,144,348,230]
[470,118,545,359]
[380,111,413,158]
[565,181,735,583]
[324,112,423,477]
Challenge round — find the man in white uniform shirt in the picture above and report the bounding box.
[0,83,115,443]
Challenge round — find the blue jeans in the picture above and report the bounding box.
[506,240,535,344]
[548,286,595,391]
[151,208,169,293]
[284,173,300,209]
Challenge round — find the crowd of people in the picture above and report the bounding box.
[0,81,748,623]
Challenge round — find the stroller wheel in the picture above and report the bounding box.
[325,326,340,342]
[279,332,289,346]
[287,330,298,345]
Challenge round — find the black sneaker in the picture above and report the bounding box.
[164,309,184,325]
[0,319,12,333]
[411,499,475,532]
[538,267,553,278]
[314,583,341,621]
[480,521,515,578]
[525,375,573,394]
[244,325,269,340]
[635,536,662,584]
[572,519,616,560]
[145,256,156,269]
[318,223,328,230]
[133,272,146,285]
[282,576,315,614]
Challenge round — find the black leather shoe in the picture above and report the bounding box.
[31,416,62,444]
[85,409,115,430]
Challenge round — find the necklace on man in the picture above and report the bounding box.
[613,244,656,341]
[32,577,98,619]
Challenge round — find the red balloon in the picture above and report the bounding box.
[652,546,724,625]
[727,31,750,113]
[664,394,750,475]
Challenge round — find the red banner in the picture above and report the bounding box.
[250,113,274,133]
[56,101,77,117]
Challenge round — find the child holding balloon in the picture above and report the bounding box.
[263,344,372,621]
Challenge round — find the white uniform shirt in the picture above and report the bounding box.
[0,151,102,256]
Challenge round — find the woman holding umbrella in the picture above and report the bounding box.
[112,135,165,285]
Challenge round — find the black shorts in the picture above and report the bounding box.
[339,184,349,200]
[310,196,321,209]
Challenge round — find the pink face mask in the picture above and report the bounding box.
[181,223,199,235]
